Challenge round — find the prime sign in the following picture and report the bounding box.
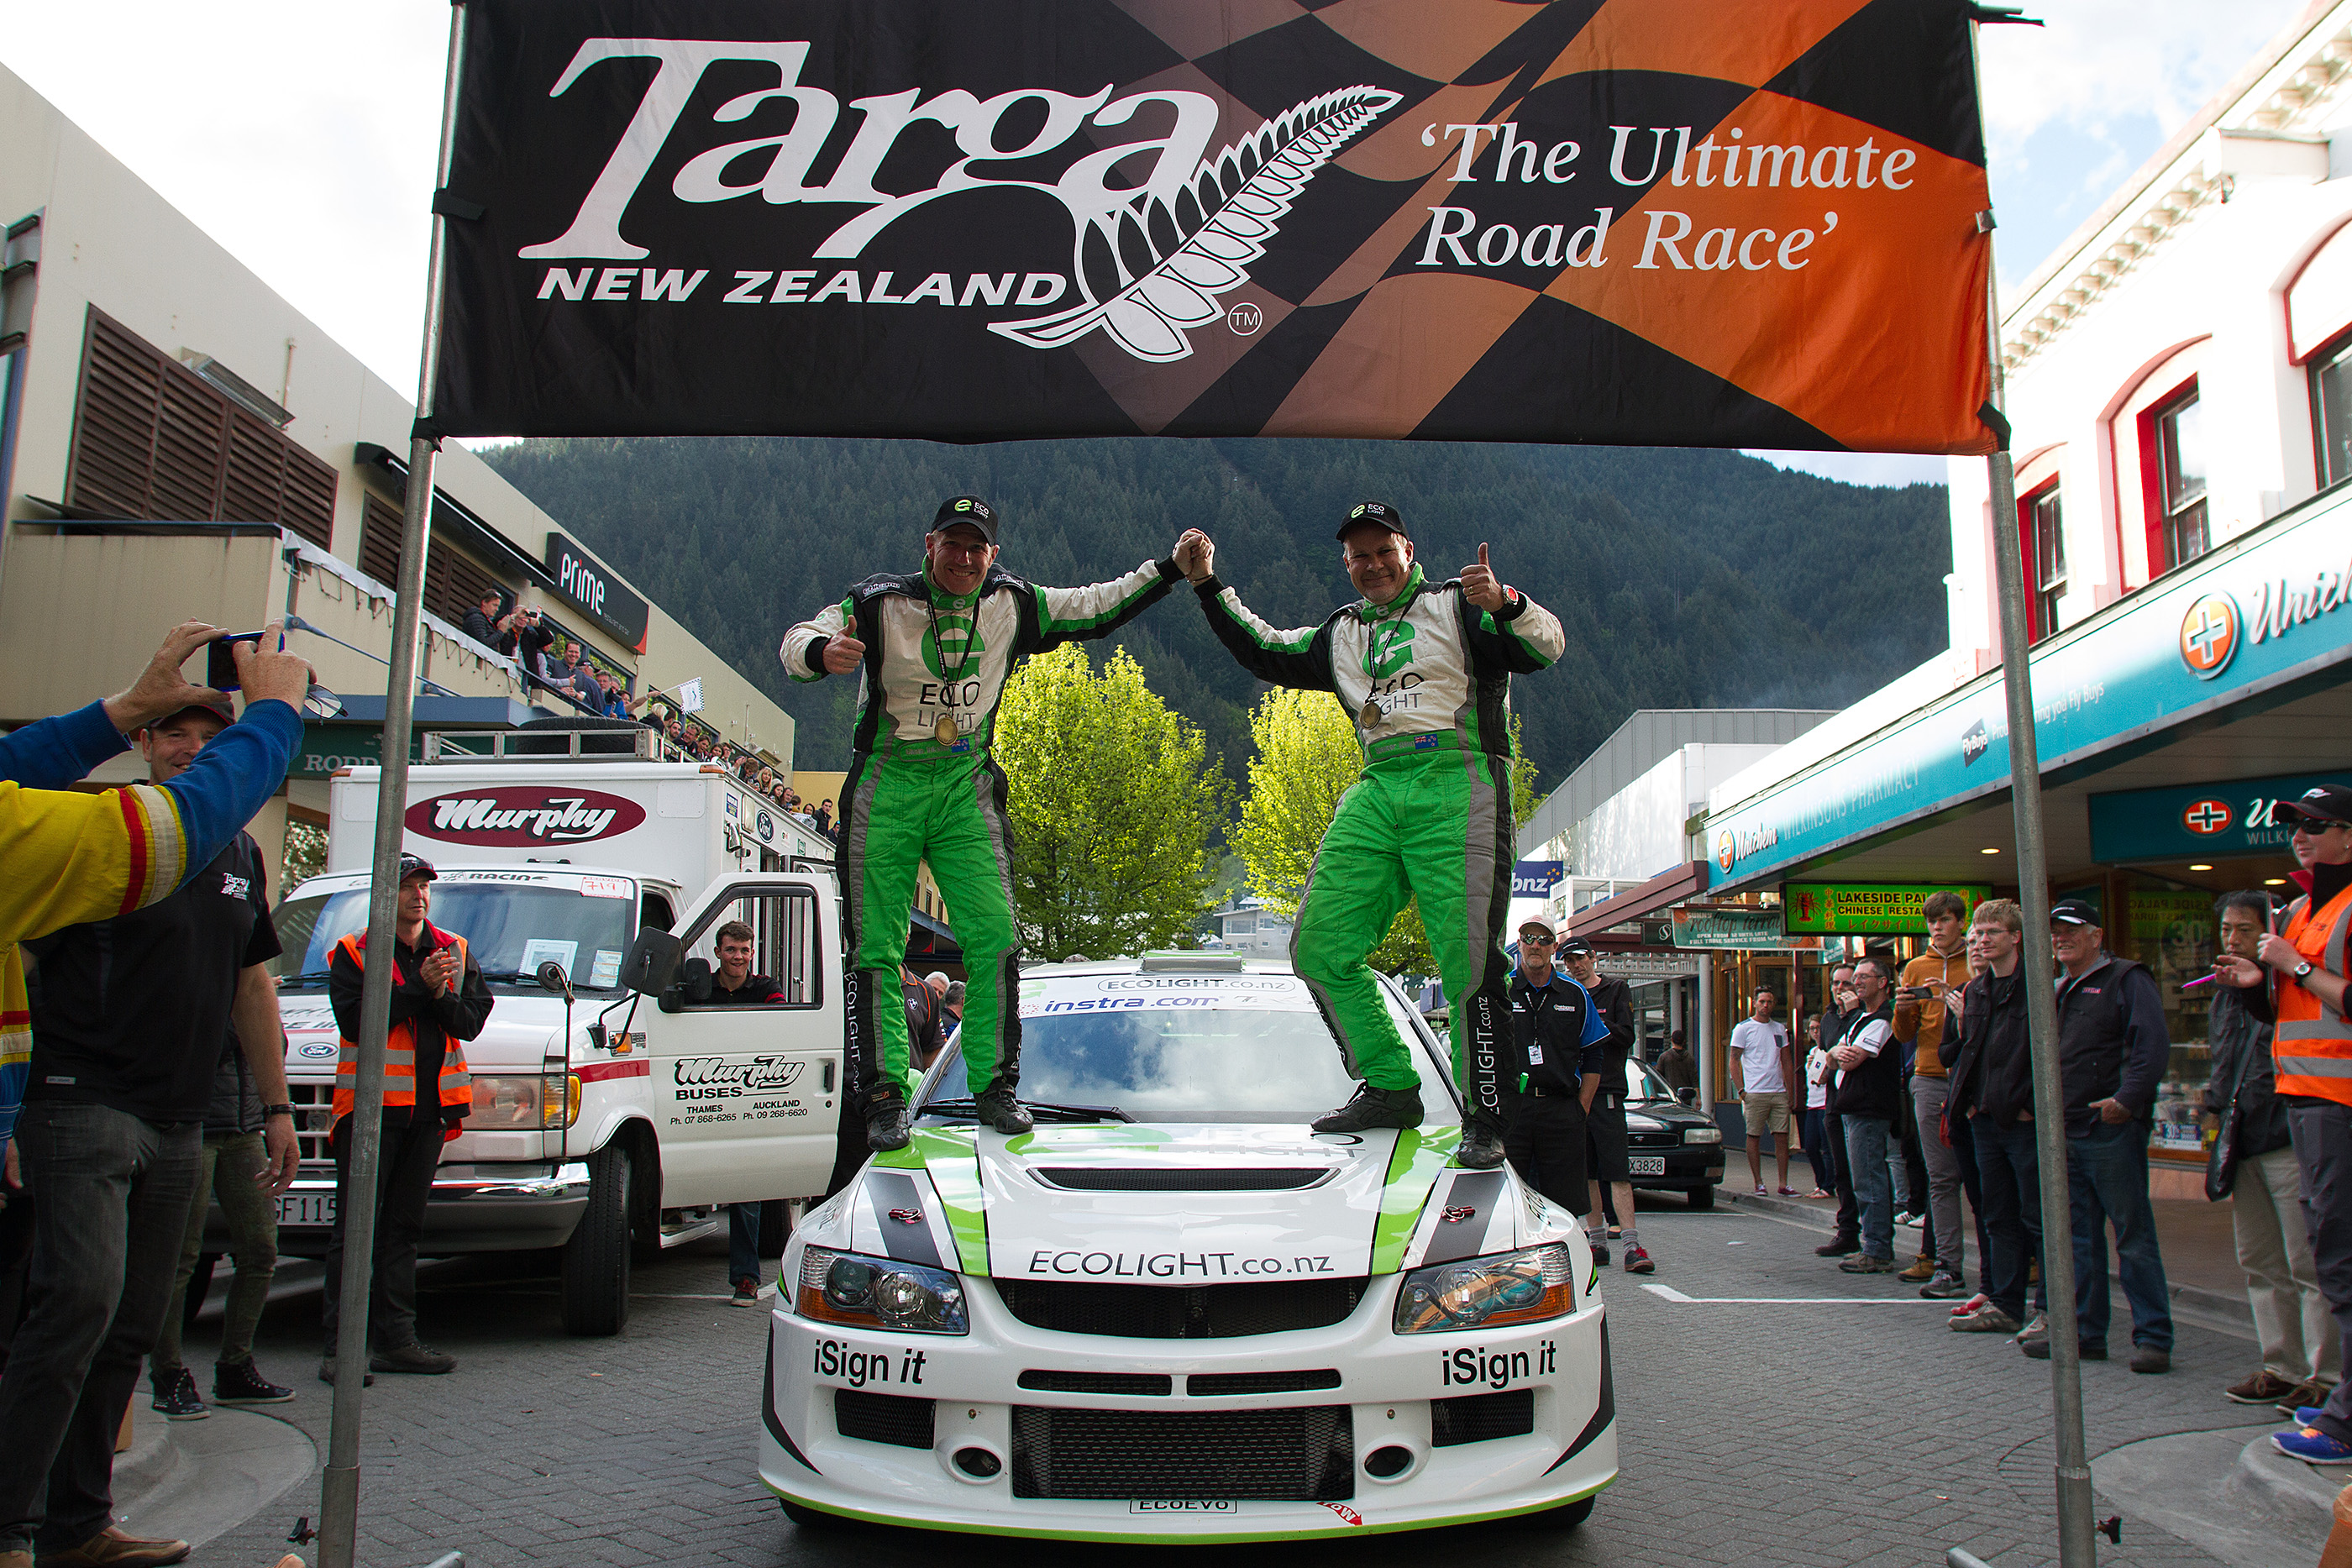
[546,532,649,648]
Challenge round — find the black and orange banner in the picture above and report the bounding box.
[430,0,1994,453]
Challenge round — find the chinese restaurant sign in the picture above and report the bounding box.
[1784,882,1992,935]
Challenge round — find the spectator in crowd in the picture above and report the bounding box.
[1945,898,2040,1335]
[699,921,787,1308]
[2029,899,2172,1373]
[1501,917,1609,1230]
[903,967,946,1072]
[0,624,310,1568]
[1814,963,1865,1259]
[1655,1028,1696,1095]
[2208,889,2338,1410]
[505,604,555,677]
[940,979,966,1036]
[1558,938,1651,1273]
[549,641,601,711]
[461,588,517,652]
[756,768,775,794]
[1895,892,1977,1298]
[1729,989,1797,1197]
[815,799,836,837]
[1830,954,1903,1273]
[322,855,490,1384]
[2255,787,2352,1463]
[1801,1016,1836,1198]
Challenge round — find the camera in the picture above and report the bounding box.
[203,630,271,690]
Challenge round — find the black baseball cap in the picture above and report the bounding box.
[2279,784,2352,827]
[1557,936,1594,958]
[1336,500,1407,540]
[2050,898,2100,927]
[397,853,438,884]
[931,496,1000,545]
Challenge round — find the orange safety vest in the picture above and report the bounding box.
[332,929,475,1140]
[2275,882,2352,1105]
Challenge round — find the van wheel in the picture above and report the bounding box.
[1686,1183,1715,1210]
[561,1145,631,1336]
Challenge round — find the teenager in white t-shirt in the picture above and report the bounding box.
[1802,1016,1836,1197]
[1728,990,1796,1194]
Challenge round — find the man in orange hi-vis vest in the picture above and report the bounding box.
[2236,786,2352,1465]
[321,853,490,1385]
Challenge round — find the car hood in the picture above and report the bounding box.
[801,1121,1579,1282]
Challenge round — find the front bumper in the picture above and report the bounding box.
[235,1162,593,1257]
[757,1275,1616,1541]
[1630,1144,1725,1192]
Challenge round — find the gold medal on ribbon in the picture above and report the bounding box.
[1358,697,1383,730]
[934,714,958,746]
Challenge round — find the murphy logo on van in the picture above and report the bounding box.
[406,788,648,846]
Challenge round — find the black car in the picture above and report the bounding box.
[1619,1057,1725,1208]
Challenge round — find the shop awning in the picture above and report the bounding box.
[1564,861,1709,941]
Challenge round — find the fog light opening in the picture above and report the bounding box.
[953,1445,1003,1479]
[1364,1445,1415,1480]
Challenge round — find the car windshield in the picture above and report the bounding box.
[271,878,637,992]
[1625,1057,1680,1104]
[922,969,1454,1123]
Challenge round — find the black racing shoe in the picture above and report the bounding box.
[865,1092,912,1152]
[150,1366,208,1421]
[1311,1083,1424,1134]
[974,1084,1035,1135]
[212,1358,294,1405]
[1454,1118,1507,1169]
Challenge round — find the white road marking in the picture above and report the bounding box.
[1641,1284,1947,1305]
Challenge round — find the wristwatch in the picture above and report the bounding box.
[2296,961,2316,980]
[263,1103,295,1119]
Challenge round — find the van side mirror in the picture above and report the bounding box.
[1677,1088,1698,1107]
[659,957,711,1014]
[619,929,682,997]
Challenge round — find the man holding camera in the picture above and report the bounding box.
[1896,892,1977,1298]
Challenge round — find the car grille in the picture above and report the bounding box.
[291,1080,336,1171]
[991,1278,1368,1339]
[1010,1405,1353,1500]
[834,1389,934,1449]
[1430,1389,1534,1447]
[1033,1168,1326,1192]
[1626,1130,1679,1149]
[1017,1370,1172,1396]
[1187,1368,1341,1396]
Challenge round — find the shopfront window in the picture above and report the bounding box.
[2113,876,2215,1162]
[2155,388,2208,570]
[2315,329,2352,488]
[2029,485,2065,640]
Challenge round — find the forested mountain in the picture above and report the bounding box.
[481,437,1950,790]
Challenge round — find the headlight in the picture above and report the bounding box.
[1683,1126,1723,1145]
[467,1073,581,1130]
[1393,1243,1575,1335]
[798,1247,968,1335]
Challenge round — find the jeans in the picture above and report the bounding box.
[0,1103,200,1554]
[1912,1078,1966,1277]
[150,1130,278,1380]
[1842,1115,1894,1261]
[1827,1111,1858,1241]
[1800,1106,1837,1192]
[2288,1099,2352,1444]
[728,1201,786,1284]
[1971,1115,2045,1323]
[2066,1119,2173,1352]
[322,1111,444,1353]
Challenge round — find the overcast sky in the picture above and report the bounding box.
[0,2,2317,485]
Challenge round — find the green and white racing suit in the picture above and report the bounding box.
[1194,564,1566,1126]
[782,559,1181,1106]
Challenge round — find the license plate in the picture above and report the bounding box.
[278,1193,337,1227]
[1129,1502,1236,1514]
[1629,1156,1667,1176]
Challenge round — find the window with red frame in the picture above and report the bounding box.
[2019,482,2065,641]
[2312,328,2352,488]
[2154,386,2208,570]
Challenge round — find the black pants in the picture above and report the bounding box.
[1945,1104,1996,1295]
[2288,1098,2352,1445]
[322,1111,444,1353]
[1503,1092,1591,1218]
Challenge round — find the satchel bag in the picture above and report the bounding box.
[2204,1041,2259,1203]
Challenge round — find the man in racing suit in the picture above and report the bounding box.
[1178,501,1566,1167]
[782,496,1185,1151]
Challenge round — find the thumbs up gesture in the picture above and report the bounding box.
[1460,542,1506,611]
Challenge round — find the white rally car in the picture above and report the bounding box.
[759,955,1615,1541]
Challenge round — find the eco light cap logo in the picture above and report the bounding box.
[2179,592,2240,679]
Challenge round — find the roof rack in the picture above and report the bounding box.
[423,726,683,763]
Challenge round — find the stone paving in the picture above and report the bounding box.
[157,1195,2308,1568]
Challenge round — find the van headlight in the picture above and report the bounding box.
[1393,1243,1575,1334]
[467,1074,580,1130]
[798,1247,968,1335]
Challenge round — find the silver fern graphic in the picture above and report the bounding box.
[990,86,1402,363]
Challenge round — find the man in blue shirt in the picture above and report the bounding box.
[1503,917,1616,1261]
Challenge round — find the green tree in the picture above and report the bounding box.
[1233,691,1540,978]
[991,644,1230,961]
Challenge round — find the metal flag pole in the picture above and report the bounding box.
[1969,17,2095,1566]
[318,7,468,1567]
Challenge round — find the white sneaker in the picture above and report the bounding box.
[2013,1312,2046,1344]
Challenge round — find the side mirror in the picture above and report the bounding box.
[536,961,572,999]
[681,957,713,1004]
[619,929,683,997]
[1676,1088,1698,1107]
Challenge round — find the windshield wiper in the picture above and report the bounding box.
[280,972,334,985]
[921,1097,1134,1125]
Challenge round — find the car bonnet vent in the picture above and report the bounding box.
[1033,1167,1330,1192]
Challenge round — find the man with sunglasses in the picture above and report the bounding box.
[2252,787,2352,1461]
[1500,918,1609,1234]
[783,498,1188,1153]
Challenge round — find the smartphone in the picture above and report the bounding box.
[205,630,270,690]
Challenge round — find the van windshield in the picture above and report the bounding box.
[273,883,635,992]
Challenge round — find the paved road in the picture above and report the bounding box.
[165,1198,2283,1568]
